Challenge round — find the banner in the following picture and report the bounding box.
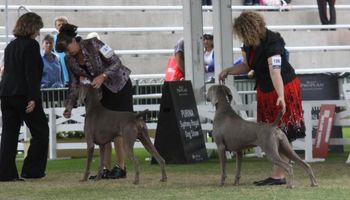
[313,104,336,158]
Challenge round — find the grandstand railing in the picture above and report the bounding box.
[1,4,350,162]
[1,45,350,55]
[1,4,350,12]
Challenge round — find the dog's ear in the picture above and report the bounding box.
[207,86,218,106]
[78,84,88,105]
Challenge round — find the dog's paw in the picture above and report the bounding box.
[133,179,140,185]
[311,182,318,187]
[286,184,295,189]
[160,177,167,182]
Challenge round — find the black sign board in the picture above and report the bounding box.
[298,73,339,100]
[152,81,208,164]
[298,73,343,153]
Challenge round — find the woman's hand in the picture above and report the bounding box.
[25,101,35,113]
[91,73,107,88]
[219,69,229,81]
[63,106,72,118]
[276,96,286,114]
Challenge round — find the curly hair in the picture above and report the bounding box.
[233,11,266,47]
[13,12,43,37]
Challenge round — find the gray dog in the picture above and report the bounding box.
[206,85,318,188]
[79,84,167,184]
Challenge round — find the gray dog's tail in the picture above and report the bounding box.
[137,109,149,120]
[272,111,284,126]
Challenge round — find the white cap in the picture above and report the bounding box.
[86,32,101,40]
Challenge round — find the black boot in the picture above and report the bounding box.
[108,165,127,179]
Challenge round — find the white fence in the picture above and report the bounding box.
[2,90,350,163]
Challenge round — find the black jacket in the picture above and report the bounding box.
[0,36,43,101]
[242,29,296,93]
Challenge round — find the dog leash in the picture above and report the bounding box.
[219,80,225,85]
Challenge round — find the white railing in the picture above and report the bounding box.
[1,45,349,55]
[114,45,350,55]
[1,4,350,12]
[35,24,350,34]
[5,99,350,162]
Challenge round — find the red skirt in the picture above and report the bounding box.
[257,78,305,141]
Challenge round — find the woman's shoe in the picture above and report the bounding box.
[108,165,127,179]
[0,177,25,182]
[21,173,46,179]
[255,177,286,186]
[253,177,271,185]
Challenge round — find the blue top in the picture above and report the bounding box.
[41,52,64,88]
[53,34,69,85]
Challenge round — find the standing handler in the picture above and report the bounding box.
[56,24,133,179]
[0,12,49,181]
[219,11,305,186]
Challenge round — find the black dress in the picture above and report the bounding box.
[0,36,49,181]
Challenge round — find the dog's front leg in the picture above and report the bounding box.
[81,146,95,181]
[96,144,106,181]
[217,145,227,186]
[234,151,243,186]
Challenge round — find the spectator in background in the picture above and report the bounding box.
[244,0,260,5]
[317,0,336,25]
[203,34,215,83]
[0,12,49,182]
[259,0,291,6]
[164,37,184,81]
[202,0,212,6]
[86,32,101,40]
[0,55,4,79]
[41,34,64,88]
[53,16,70,86]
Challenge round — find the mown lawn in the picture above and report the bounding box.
[0,149,349,200]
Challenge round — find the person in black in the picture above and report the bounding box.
[219,11,305,186]
[317,0,336,25]
[0,12,49,181]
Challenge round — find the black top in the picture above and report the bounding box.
[0,36,43,101]
[242,29,296,92]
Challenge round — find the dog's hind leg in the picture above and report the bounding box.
[234,151,243,185]
[81,145,95,181]
[217,144,227,186]
[124,143,140,184]
[279,137,318,187]
[138,128,167,182]
[261,143,294,189]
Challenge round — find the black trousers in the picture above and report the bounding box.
[0,96,49,181]
[317,0,336,25]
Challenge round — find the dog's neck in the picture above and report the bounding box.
[85,88,104,113]
[215,93,241,119]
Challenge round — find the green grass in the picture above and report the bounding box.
[342,127,350,152]
[1,150,349,200]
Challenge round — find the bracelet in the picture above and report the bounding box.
[102,73,107,80]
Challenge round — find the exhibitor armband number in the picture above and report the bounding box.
[271,55,282,69]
